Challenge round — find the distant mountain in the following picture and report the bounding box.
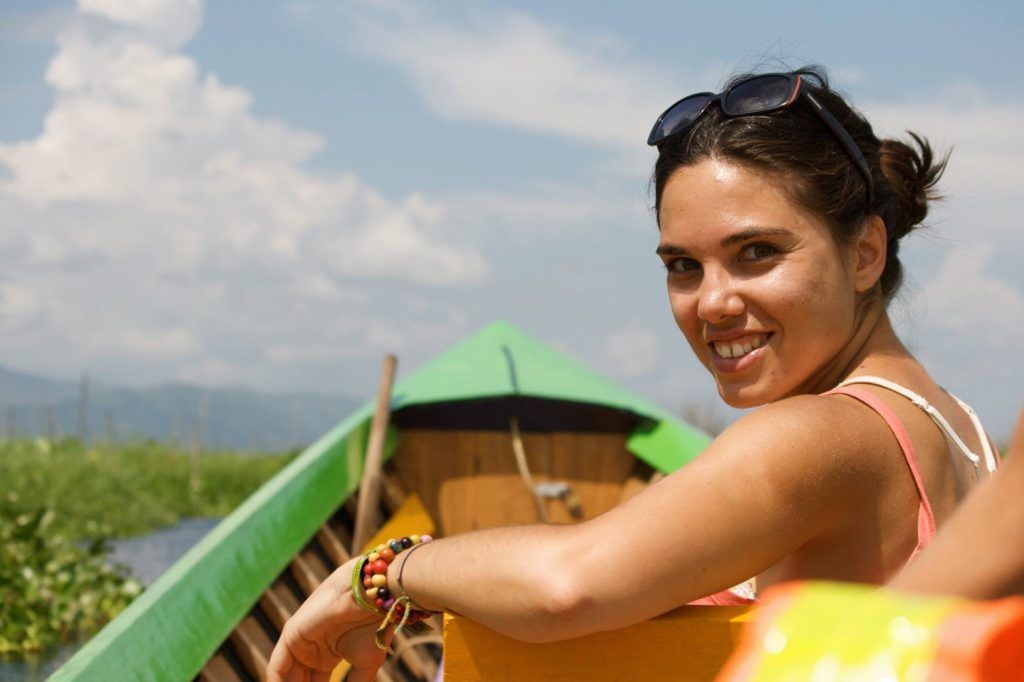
[0,366,362,452]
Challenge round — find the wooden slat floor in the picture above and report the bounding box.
[197,428,653,682]
[197,471,440,682]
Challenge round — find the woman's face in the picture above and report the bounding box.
[657,158,860,407]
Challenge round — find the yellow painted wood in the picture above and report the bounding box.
[329,659,352,682]
[442,606,754,681]
[390,430,637,536]
[360,492,436,554]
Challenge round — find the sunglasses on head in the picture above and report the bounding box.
[647,73,874,210]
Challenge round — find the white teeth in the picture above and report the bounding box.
[713,334,768,360]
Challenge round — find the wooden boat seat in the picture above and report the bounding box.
[443,605,754,681]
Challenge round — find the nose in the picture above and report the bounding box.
[697,267,744,324]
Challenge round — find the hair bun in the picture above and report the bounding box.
[878,132,948,241]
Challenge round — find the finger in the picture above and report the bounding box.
[284,662,307,682]
[266,645,291,682]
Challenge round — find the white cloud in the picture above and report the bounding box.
[866,86,1024,202]
[316,1,681,152]
[79,0,202,50]
[0,0,486,382]
[600,323,659,378]
[891,242,1024,437]
[919,243,1024,352]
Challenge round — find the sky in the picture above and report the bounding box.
[1,0,1022,439]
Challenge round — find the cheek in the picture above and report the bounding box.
[668,288,695,331]
[668,289,707,351]
[768,261,855,340]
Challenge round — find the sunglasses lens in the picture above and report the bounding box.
[723,75,795,115]
[649,94,710,145]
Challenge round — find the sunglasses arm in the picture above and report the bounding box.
[802,91,875,209]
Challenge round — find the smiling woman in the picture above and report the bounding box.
[266,66,1002,681]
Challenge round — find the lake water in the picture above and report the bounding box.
[0,517,221,682]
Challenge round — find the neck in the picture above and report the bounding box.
[795,297,906,396]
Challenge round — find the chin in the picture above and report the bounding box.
[714,380,776,409]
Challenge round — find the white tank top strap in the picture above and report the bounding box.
[835,375,998,474]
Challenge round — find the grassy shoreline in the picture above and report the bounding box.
[0,438,293,655]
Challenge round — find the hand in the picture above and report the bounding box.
[267,558,389,682]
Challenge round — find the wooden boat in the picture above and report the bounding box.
[49,321,711,681]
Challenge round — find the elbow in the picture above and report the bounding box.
[507,551,595,643]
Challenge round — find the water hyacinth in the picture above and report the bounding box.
[0,437,292,657]
[0,507,141,654]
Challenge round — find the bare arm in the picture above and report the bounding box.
[268,396,891,679]
[890,408,1024,599]
[396,395,887,641]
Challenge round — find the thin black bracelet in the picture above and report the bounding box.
[395,541,441,614]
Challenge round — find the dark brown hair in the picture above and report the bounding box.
[652,66,948,301]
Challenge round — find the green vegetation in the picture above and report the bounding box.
[0,438,293,655]
[0,508,139,655]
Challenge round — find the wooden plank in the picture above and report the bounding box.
[388,632,441,681]
[617,476,648,504]
[198,653,242,682]
[318,524,352,567]
[381,469,407,512]
[290,554,323,596]
[259,584,296,633]
[300,548,332,583]
[327,517,355,555]
[390,430,636,535]
[228,616,274,681]
[443,606,754,681]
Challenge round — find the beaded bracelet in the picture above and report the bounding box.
[349,534,436,649]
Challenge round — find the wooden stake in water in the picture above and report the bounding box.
[351,354,397,554]
[78,372,89,445]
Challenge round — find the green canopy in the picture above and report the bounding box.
[51,321,709,681]
[391,320,710,471]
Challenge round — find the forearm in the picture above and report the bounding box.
[385,523,596,642]
[379,403,870,641]
[892,410,1024,599]
[891,447,1024,599]
[384,480,786,641]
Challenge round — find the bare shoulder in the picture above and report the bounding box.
[697,393,900,499]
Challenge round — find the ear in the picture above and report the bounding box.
[852,215,888,293]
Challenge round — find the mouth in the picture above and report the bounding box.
[709,332,772,361]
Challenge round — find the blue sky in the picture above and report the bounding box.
[1,0,1022,438]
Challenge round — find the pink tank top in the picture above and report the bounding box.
[690,383,947,607]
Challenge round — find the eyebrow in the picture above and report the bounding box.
[720,226,796,247]
[656,226,797,255]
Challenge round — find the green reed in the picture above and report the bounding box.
[0,438,293,655]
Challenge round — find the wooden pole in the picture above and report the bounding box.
[77,372,89,445]
[351,354,397,554]
[4,404,13,441]
[106,409,117,445]
[47,405,58,440]
[190,393,209,496]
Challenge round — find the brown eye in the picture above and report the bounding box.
[741,243,778,260]
[666,257,701,274]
